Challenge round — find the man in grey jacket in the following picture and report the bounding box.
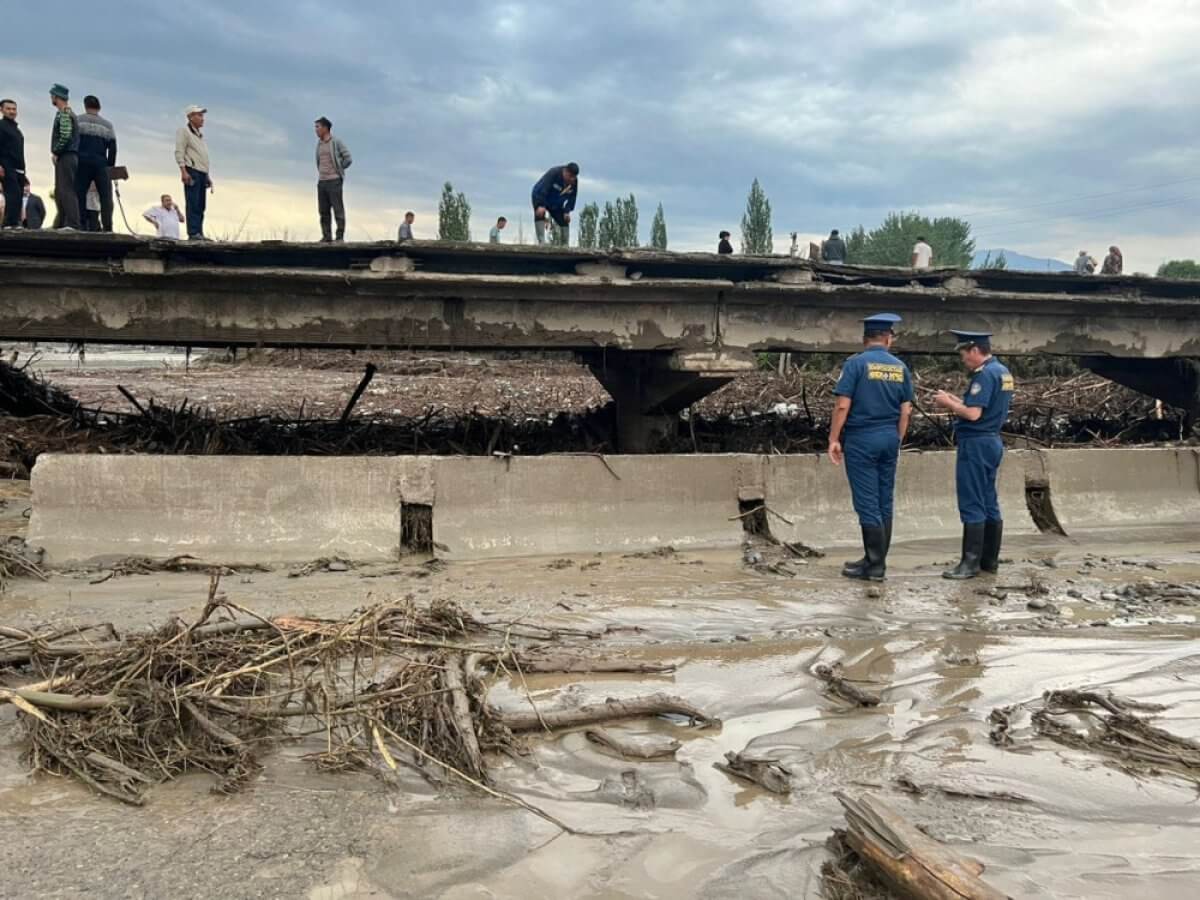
[314,117,352,242]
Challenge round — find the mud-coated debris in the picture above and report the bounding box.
[1027,597,1049,611]
[592,770,656,810]
[326,561,350,572]
[545,558,574,570]
[1067,589,1083,599]
[814,662,883,707]
[1101,592,1120,602]
[734,634,751,642]
[623,546,676,560]
[866,587,883,599]
[585,728,680,760]
[942,651,980,666]
[288,556,353,578]
[714,751,793,794]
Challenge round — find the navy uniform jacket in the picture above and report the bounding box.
[531,166,578,216]
[834,347,914,432]
[955,357,1014,438]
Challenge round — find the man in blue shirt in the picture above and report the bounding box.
[933,330,1015,579]
[828,313,914,581]
[531,162,579,244]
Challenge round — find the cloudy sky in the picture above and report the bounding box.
[3,1,1198,272]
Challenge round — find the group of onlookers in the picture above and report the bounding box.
[1075,247,1123,275]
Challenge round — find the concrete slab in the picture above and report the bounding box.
[428,454,747,558]
[764,449,1036,547]
[29,455,405,564]
[1038,447,1200,533]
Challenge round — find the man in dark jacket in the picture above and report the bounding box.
[49,83,80,229]
[21,181,46,229]
[531,162,578,244]
[0,98,25,228]
[75,95,117,232]
[822,229,847,264]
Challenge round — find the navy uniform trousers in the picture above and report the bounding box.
[956,435,1004,523]
[844,428,900,526]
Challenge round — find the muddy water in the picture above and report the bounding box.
[3,524,1200,898]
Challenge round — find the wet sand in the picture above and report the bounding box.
[3,496,1200,898]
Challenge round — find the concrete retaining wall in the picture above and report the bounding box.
[427,455,751,559]
[1037,447,1200,532]
[764,450,1036,547]
[29,455,406,564]
[25,448,1200,564]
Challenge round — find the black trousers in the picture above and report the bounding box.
[76,157,113,232]
[318,178,345,240]
[0,165,21,227]
[53,152,80,228]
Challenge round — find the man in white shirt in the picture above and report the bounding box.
[143,193,184,240]
[488,216,507,243]
[911,236,933,270]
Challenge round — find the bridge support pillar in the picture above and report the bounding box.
[1081,356,1200,425]
[583,350,756,451]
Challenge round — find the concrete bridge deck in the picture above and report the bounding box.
[3,231,1199,447]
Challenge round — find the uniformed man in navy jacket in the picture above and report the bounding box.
[933,330,1015,579]
[828,313,914,581]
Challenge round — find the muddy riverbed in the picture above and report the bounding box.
[2,480,1199,899]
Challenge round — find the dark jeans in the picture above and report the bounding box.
[317,178,345,240]
[0,166,20,227]
[184,167,208,238]
[75,157,113,232]
[53,152,80,229]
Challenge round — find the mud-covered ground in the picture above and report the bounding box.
[3,476,1199,899]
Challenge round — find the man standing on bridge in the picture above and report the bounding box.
[75,95,117,233]
[933,330,1014,580]
[48,84,81,230]
[531,162,578,244]
[0,98,25,229]
[314,116,352,242]
[828,313,914,582]
[175,105,211,240]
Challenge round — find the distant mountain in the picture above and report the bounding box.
[972,249,1072,272]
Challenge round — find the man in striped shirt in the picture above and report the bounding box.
[75,95,117,232]
[48,83,80,229]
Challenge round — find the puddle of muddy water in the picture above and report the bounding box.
[3,526,1200,897]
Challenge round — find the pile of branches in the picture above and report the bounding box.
[676,364,1187,454]
[0,586,712,808]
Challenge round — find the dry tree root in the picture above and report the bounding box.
[713,751,792,794]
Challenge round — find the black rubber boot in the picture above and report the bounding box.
[981,519,1003,574]
[943,523,986,580]
[845,526,886,581]
[842,519,892,577]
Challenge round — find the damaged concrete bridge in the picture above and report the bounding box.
[3,231,1200,448]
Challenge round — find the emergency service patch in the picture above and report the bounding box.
[866,363,905,383]
[970,382,982,395]
[1001,374,1015,392]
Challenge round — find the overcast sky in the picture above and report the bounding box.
[3,1,1198,272]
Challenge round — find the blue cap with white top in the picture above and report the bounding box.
[951,330,992,350]
[863,313,902,336]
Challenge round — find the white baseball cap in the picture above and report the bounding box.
[184,104,207,115]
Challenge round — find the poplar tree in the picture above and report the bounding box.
[577,203,600,249]
[437,182,472,241]
[650,203,668,250]
[740,178,773,255]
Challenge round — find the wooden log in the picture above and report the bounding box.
[516,654,677,675]
[585,728,680,760]
[836,792,1010,900]
[815,663,882,707]
[444,653,486,780]
[498,693,716,733]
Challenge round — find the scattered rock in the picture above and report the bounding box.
[1026,597,1049,611]
[326,561,350,572]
